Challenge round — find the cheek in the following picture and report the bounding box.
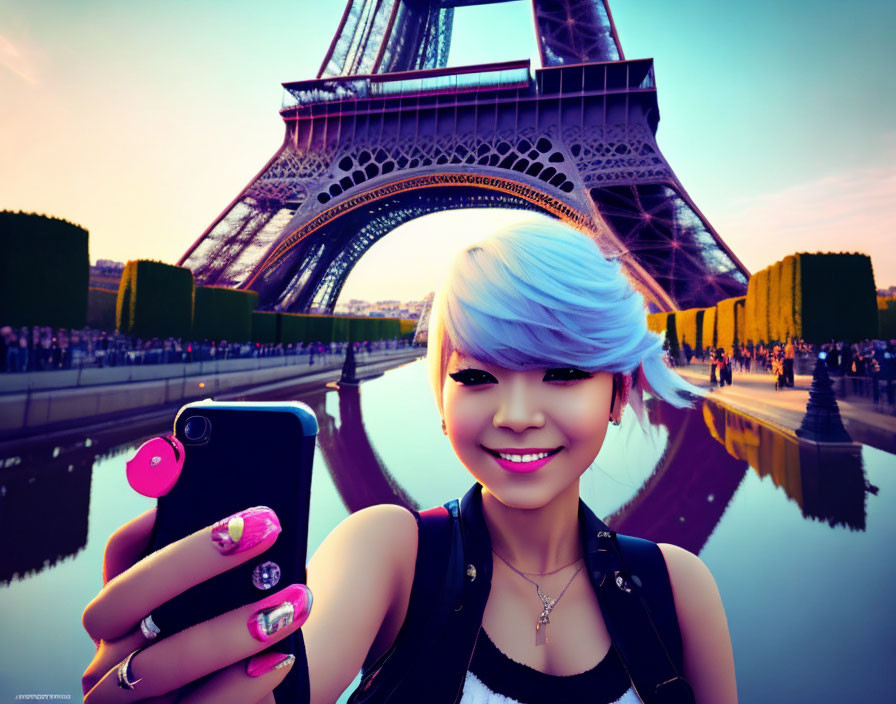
[443,386,486,442]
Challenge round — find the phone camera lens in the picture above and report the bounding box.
[183,416,210,443]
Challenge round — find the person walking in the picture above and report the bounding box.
[783,339,795,388]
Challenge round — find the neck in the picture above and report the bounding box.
[480,480,582,574]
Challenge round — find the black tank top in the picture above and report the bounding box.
[466,627,633,704]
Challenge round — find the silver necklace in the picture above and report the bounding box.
[492,548,584,646]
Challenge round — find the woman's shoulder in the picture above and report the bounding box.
[333,503,419,557]
[656,544,737,702]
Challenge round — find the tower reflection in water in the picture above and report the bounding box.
[315,387,873,555]
[0,382,873,585]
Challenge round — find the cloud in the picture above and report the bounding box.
[718,156,896,287]
[0,33,39,84]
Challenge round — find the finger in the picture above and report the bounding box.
[83,506,281,642]
[177,651,294,704]
[82,625,153,695]
[84,583,311,704]
[103,507,157,585]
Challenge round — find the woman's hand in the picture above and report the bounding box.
[81,506,312,703]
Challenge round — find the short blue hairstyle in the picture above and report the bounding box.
[427,217,706,422]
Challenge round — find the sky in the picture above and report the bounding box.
[2,0,894,303]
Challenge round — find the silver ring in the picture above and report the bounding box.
[140,614,160,641]
[116,648,144,690]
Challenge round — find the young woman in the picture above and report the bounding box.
[81,219,737,703]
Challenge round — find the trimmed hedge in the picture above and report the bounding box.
[880,299,896,339]
[702,306,717,350]
[735,297,746,345]
[745,268,769,344]
[86,288,118,331]
[0,211,89,328]
[716,296,746,351]
[744,253,877,344]
[399,319,417,336]
[778,255,799,341]
[797,253,877,342]
[251,312,279,344]
[192,286,259,342]
[647,312,666,335]
[117,260,194,339]
[279,313,407,344]
[674,308,703,352]
[768,261,783,342]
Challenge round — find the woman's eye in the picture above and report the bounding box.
[448,369,498,386]
[543,367,592,382]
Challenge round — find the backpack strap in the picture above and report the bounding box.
[588,529,694,704]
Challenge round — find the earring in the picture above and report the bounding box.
[610,417,621,427]
[441,418,447,435]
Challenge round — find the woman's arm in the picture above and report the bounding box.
[658,543,738,704]
[303,503,418,704]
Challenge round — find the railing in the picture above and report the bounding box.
[282,59,532,111]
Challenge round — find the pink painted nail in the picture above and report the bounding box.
[247,651,295,678]
[210,507,280,555]
[247,584,313,642]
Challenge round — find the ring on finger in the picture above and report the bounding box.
[140,614,160,641]
[116,648,144,690]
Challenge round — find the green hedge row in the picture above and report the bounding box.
[0,211,89,328]
[251,312,279,344]
[716,296,745,351]
[279,314,405,344]
[673,308,704,352]
[744,253,877,343]
[192,286,259,342]
[702,306,717,350]
[86,288,118,331]
[878,298,896,339]
[117,260,194,339]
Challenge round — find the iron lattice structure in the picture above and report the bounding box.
[180,0,748,313]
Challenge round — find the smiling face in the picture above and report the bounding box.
[442,349,615,510]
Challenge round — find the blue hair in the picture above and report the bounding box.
[427,218,706,422]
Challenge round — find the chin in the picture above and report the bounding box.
[473,466,582,511]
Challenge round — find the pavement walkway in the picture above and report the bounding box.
[675,363,896,455]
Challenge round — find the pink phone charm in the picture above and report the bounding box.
[126,434,185,497]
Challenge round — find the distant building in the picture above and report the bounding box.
[90,260,124,292]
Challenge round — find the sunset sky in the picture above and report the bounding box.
[2,0,894,302]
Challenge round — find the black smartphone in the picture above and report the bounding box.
[144,400,317,701]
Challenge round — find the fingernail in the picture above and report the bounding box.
[247,652,295,678]
[247,584,312,642]
[211,506,281,555]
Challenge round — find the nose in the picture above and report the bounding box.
[492,377,545,432]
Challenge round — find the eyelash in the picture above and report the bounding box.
[448,368,592,386]
[543,368,593,382]
[449,369,497,386]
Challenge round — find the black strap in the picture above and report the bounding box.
[590,530,694,704]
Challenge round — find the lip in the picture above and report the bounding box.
[482,445,563,474]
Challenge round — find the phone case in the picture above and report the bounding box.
[145,400,317,702]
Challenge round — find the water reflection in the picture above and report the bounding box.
[605,399,749,554]
[308,385,419,513]
[0,441,93,584]
[702,402,871,531]
[0,360,892,703]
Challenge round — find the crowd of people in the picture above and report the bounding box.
[0,325,413,374]
[669,336,895,405]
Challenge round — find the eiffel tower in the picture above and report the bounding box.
[179,0,749,313]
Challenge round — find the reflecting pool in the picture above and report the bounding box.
[0,358,893,701]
